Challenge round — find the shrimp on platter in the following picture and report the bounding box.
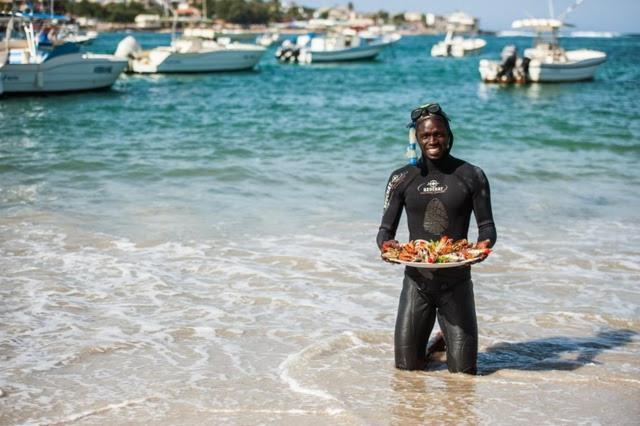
[381,236,492,265]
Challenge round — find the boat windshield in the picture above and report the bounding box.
[534,29,560,49]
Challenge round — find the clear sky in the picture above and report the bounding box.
[300,1,640,33]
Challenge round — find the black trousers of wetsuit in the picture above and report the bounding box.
[395,271,478,374]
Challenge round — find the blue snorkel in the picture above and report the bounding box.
[406,124,418,165]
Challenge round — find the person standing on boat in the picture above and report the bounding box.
[377,103,497,374]
[37,25,55,47]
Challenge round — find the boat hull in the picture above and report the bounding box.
[219,30,262,43]
[0,53,126,94]
[479,49,607,83]
[300,40,396,63]
[129,46,266,73]
[431,38,486,57]
[529,51,607,82]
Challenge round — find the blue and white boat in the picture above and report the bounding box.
[276,30,401,64]
[0,12,126,95]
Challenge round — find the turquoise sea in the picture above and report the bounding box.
[1,34,639,424]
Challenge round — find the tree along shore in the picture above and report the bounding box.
[51,0,423,26]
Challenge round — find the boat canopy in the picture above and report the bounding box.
[447,11,475,27]
[512,18,564,31]
[1,11,70,22]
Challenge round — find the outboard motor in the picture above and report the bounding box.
[275,39,290,60]
[275,39,301,63]
[115,36,142,60]
[496,44,517,82]
[521,56,531,82]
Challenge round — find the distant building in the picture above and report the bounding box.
[348,17,375,29]
[135,14,162,29]
[403,12,423,23]
[313,6,356,22]
[423,11,478,33]
[424,13,448,32]
[175,1,201,19]
[425,13,436,27]
[446,11,479,32]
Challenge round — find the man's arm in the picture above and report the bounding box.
[472,167,497,248]
[376,170,408,250]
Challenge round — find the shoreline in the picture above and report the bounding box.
[91,22,450,36]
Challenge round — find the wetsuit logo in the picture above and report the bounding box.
[418,179,447,195]
[423,198,449,234]
[383,171,408,211]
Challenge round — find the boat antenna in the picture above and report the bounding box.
[171,8,177,44]
[558,0,585,21]
[4,16,14,61]
[548,0,555,18]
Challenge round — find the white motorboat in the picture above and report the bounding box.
[182,27,277,46]
[431,12,486,57]
[117,12,266,74]
[276,30,401,64]
[431,31,486,57]
[57,25,98,45]
[60,31,98,45]
[256,31,280,47]
[0,13,126,95]
[115,35,266,73]
[479,18,607,83]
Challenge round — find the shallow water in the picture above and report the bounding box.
[1,34,639,425]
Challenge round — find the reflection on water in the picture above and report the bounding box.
[476,80,581,102]
[390,370,477,425]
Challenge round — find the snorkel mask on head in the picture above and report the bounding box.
[410,103,450,124]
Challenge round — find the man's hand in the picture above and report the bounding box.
[470,239,492,265]
[380,240,400,263]
[475,239,491,249]
[381,240,400,252]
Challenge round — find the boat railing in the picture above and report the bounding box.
[524,44,568,63]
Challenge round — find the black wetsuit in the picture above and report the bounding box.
[377,154,496,374]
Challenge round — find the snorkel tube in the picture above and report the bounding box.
[406,125,418,165]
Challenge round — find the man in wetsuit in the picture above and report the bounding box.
[377,103,497,374]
